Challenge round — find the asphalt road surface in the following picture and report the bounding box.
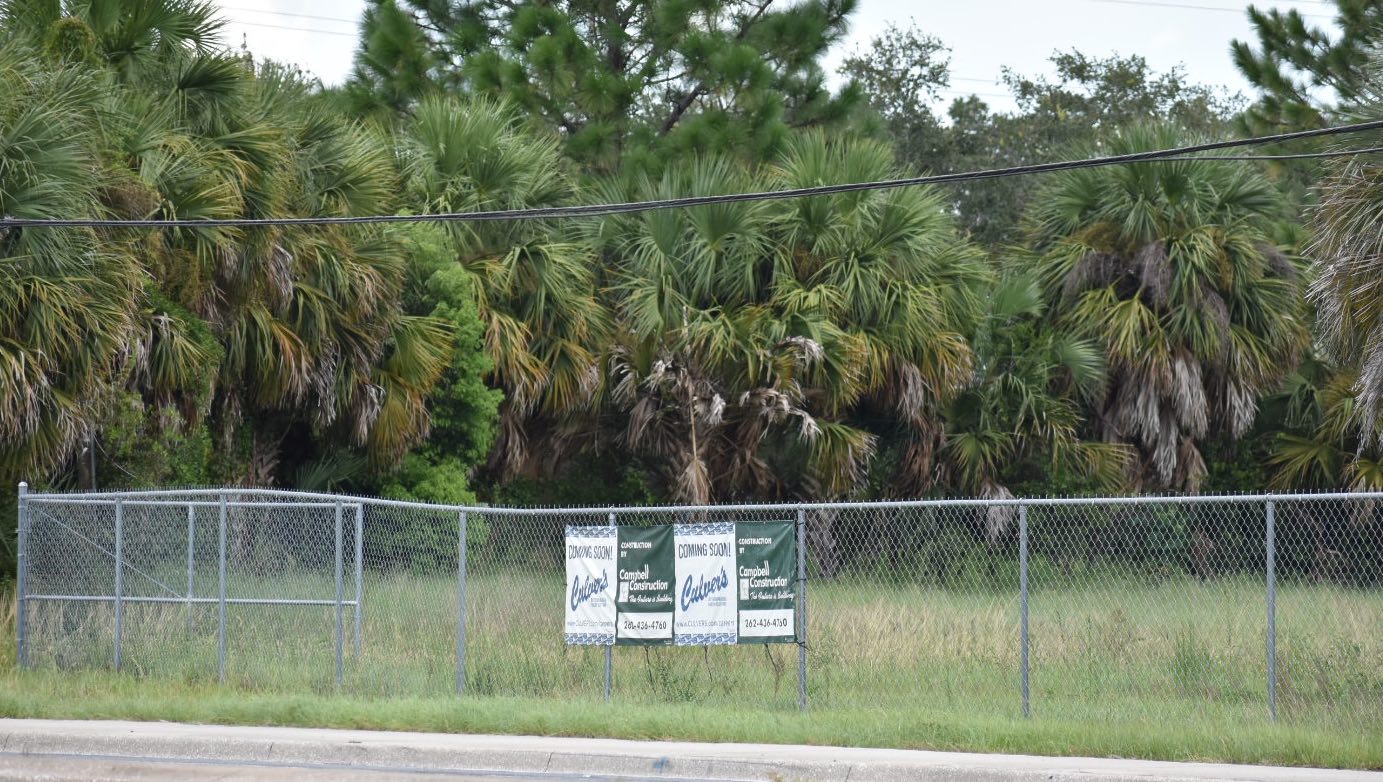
[1,719,1381,782]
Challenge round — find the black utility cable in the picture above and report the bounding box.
[4,119,1383,229]
[1167,145,1383,161]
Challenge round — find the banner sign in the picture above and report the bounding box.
[735,522,797,642]
[673,523,739,645]
[564,525,616,645]
[565,520,797,646]
[616,524,674,644]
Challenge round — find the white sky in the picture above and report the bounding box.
[214,0,1340,114]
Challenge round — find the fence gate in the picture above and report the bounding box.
[19,487,363,689]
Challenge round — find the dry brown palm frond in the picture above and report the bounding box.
[1223,380,1258,439]
[607,348,641,408]
[1259,243,1297,280]
[310,346,341,429]
[777,334,825,366]
[625,395,660,451]
[1174,436,1207,493]
[892,424,941,496]
[890,361,930,423]
[1136,241,1171,308]
[1063,250,1125,300]
[492,410,530,477]
[979,481,1016,543]
[674,455,712,505]
[1149,414,1180,486]
[264,243,295,312]
[1200,286,1233,355]
[793,409,822,441]
[700,393,726,427]
[1170,350,1208,439]
[1110,376,1163,444]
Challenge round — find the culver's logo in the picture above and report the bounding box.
[570,571,609,610]
[680,567,730,610]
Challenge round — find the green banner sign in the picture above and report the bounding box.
[735,521,797,643]
[566,520,798,646]
[616,524,674,644]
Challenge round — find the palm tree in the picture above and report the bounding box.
[176,67,453,479]
[1285,50,1383,487]
[767,132,991,498]
[2,3,455,488]
[575,132,989,513]
[1027,124,1308,493]
[1,0,223,78]
[941,274,1130,536]
[585,156,810,504]
[399,96,609,477]
[1309,137,1383,443]
[1269,357,1383,491]
[0,41,138,482]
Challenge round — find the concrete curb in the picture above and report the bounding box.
[0,719,1379,782]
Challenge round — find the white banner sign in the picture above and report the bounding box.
[673,523,738,645]
[564,525,616,645]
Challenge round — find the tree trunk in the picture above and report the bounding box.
[806,508,840,579]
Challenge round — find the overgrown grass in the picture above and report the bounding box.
[4,570,1382,769]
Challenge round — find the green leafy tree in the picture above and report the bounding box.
[844,33,1237,246]
[349,0,863,172]
[377,228,503,508]
[1027,125,1309,493]
[964,51,1235,246]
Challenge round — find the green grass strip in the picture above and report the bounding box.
[0,669,1379,770]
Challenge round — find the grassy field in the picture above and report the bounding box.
[4,568,1382,769]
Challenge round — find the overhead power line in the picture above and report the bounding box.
[1087,0,1334,19]
[219,5,360,26]
[1166,145,1383,161]
[5,119,1383,230]
[231,19,357,38]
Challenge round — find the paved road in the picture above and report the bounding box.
[0,719,1380,782]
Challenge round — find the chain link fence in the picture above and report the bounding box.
[15,485,1383,734]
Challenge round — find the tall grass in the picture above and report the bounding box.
[9,571,1382,740]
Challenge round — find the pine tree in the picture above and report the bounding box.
[348,0,863,172]
[1231,0,1383,131]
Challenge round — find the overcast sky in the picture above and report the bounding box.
[213,0,1340,113]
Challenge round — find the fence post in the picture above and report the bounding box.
[217,493,227,684]
[797,507,807,712]
[604,511,615,704]
[1266,497,1277,722]
[354,503,363,659]
[186,504,196,633]
[334,501,344,690]
[114,498,124,672]
[16,482,28,669]
[456,510,469,696]
[1019,503,1030,719]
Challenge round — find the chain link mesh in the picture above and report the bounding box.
[16,490,1383,735]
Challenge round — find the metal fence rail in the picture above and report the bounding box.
[15,483,1383,732]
